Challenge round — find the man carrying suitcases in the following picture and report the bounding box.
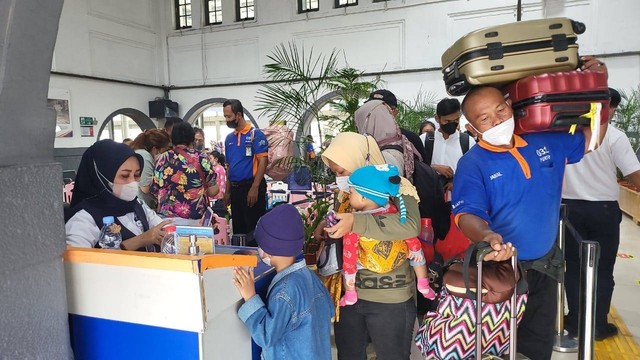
[562,87,640,341]
[451,56,606,360]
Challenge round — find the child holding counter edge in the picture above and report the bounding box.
[337,164,436,306]
[233,204,334,360]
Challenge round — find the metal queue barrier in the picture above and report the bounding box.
[554,204,579,352]
[578,241,599,360]
[553,204,599,359]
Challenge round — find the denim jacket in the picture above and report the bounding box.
[238,260,335,360]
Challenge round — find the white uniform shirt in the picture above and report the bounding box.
[563,125,640,201]
[66,201,164,248]
[419,130,476,173]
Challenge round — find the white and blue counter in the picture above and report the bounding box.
[64,246,275,360]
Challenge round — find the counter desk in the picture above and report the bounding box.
[64,246,275,359]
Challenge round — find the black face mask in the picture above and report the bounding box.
[195,143,204,151]
[226,119,238,129]
[441,122,459,135]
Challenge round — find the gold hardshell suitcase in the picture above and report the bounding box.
[441,18,585,96]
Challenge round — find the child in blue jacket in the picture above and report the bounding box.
[233,204,334,360]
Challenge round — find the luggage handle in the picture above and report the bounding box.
[465,242,519,360]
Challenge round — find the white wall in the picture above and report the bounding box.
[52,0,167,148]
[166,0,640,129]
[50,0,640,147]
[49,75,165,148]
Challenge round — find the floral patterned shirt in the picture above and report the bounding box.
[151,146,216,219]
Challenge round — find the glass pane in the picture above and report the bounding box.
[209,2,214,11]
[216,0,222,7]
[186,17,192,26]
[312,0,318,8]
[248,7,254,18]
[179,6,185,15]
[240,0,247,7]
[240,8,247,19]
[186,4,191,15]
[247,0,254,6]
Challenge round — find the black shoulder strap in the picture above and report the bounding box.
[424,135,434,165]
[459,132,470,154]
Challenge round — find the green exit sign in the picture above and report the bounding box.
[80,117,95,126]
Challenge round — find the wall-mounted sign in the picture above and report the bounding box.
[80,116,97,126]
[80,126,94,137]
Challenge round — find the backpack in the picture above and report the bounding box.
[380,144,451,241]
[262,124,295,181]
[423,132,470,165]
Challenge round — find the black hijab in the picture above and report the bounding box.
[70,139,144,218]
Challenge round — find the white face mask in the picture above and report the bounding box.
[478,117,515,146]
[335,176,350,192]
[257,247,271,266]
[112,181,139,202]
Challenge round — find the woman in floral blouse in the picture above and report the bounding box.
[151,122,218,219]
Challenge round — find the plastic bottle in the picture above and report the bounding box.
[418,218,434,245]
[98,216,123,249]
[161,225,178,254]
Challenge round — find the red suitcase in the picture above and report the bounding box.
[502,70,609,135]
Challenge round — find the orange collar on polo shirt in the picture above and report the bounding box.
[478,135,531,179]
[234,123,253,146]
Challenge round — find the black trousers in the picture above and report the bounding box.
[230,178,267,246]
[517,269,557,360]
[334,297,416,360]
[562,199,622,330]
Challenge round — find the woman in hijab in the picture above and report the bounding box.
[314,132,421,360]
[66,139,171,250]
[355,99,422,182]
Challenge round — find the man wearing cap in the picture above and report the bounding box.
[562,87,640,340]
[233,204,334,360]
[223,99,268,243]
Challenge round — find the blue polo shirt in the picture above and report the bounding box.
[452,132,584,260]
[225,124,269,182]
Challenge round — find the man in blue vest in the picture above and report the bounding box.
[452,56,606,359]
[223,99,268,244]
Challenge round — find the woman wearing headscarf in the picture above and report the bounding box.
[66,140,171,250]
[314,132,421,360]
[355,99,422,182]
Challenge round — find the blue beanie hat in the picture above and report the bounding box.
[348,164,407,223]
[254,204,304,257]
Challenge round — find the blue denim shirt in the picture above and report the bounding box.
[238,260,334,360]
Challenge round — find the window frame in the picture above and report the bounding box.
[175,0,193,29]
[236,0,255,22]
[334,0,358,8]
[204,0,223,25]
[298,0,319,13]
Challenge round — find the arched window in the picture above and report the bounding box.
[183,98,258,151]
[97,108,156,142]
[297,92,350,153]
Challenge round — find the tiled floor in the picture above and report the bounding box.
[331,215,640,359]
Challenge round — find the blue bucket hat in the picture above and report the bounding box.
[348,164,407,223]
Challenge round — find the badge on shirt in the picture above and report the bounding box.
[245,144,252,157]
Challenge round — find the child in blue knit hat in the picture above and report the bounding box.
[338,164,435,306]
